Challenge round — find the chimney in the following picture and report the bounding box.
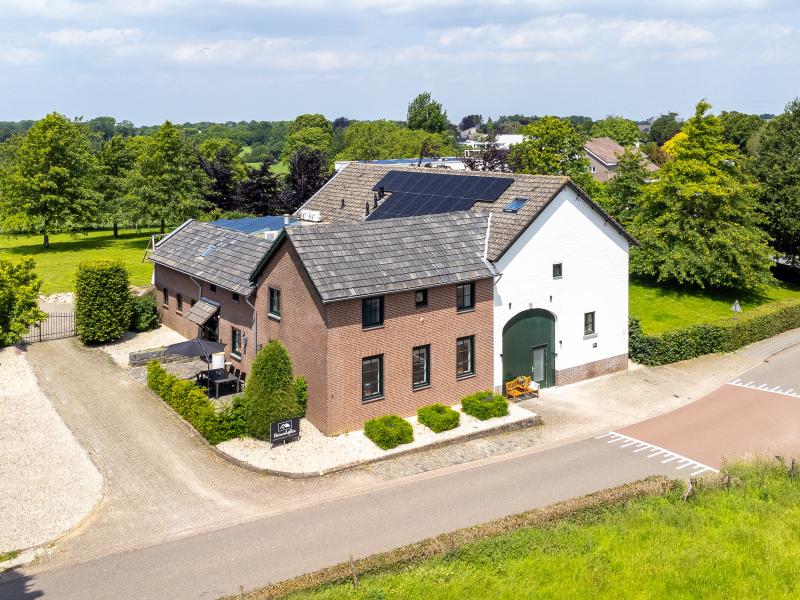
[283,213,290,225]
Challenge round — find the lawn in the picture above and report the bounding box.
[0,229,157,294]
[630,278,800,334]
[285,463,800,600]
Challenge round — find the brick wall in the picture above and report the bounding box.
[153,264,256,371]
[254,242,329,430]
[323,278,494,435]
[555,353,628,386]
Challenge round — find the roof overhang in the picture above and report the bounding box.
[186,297,221,325]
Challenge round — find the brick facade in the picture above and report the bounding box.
[555,353,628,386]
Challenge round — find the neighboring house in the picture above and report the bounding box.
[151,163,635,435]
[583,137,659,182]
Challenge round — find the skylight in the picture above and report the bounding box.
[503,197,528,213]
[200,244,215,257]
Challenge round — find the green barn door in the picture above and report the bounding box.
[502,309,556,388]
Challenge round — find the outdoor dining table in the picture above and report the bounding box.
[197,368,242,399]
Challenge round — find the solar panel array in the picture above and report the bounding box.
[367,170,513,221]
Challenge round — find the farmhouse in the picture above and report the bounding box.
[150,164,634,434]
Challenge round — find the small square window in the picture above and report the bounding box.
[210,284,217,292]
[415,289,428,307]
[362,296,384,328]
[412,345,430,388]
[232,292,240,302]
[176,293,183,313]
[456,336,475,378]
[362,354,384,401]
[584,311,596,336]
[456,282,475,312]
[503,197,528,213]
[553,263,563,279]
[162,288,169,307]
[269,287,281,318]
[231,327,243,359]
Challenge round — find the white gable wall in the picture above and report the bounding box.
[492,186,630,387]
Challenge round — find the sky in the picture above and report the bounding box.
[1,0,799,125]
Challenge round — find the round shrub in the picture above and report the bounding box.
[364,415,413,450]
[130,292,159,332]
[417,403,460,433]
[242,340,301,440]
[461,391,509,421]
[75,259,132,344]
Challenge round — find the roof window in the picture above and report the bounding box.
[200,244,215,257]
[503,197,528,213]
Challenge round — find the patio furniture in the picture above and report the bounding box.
[204,368,242,399]
[505,376,537,399]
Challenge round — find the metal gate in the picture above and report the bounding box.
[21,312,76,343]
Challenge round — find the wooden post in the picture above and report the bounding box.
[349,555,359,589]
[790,458,796,480]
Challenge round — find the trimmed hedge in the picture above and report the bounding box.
[75,259,132,344]
[130,292,159,332]
[461,391,509,421]
[364,415,414,450]
[417,403,460,433]
[294,376,308,417]
[147,360,246,444]
[629,299,800,366]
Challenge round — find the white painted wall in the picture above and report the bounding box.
[492,187,630,387]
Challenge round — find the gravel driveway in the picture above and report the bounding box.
[0,347,101,554]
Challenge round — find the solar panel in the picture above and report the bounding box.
[372,171,512,202]
[367,192,474,221]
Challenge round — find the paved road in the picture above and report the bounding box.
[3,333,800,599]
[2,438,680,600]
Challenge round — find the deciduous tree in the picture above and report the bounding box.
[407,92,449,134]
[0,257,46,346]
[649,112,682,146]
[1,113,98,248]
[631,100,774,291]
[590,116,641,146]
[96,134,134,237]
[720,111,765,153]
[600,149,649,227]
[750,98,800,263]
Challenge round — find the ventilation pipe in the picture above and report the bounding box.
[341,198,345,209]
[283,213,290,226]
[365,201,370,216]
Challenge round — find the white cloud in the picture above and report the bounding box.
[169,37,362,70]
[618,20,714,49]
[40,28,143,45]
[0,46,40,65]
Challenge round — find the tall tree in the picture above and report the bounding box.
[631,100,774,291]
[600,149,649,227]
[1,113,98,248]
[285,147,331,212]
[336,120,453,161]
[461,142,511,172]
[508,116,592,188]
[281,126,333,163]
[750,98,800,263]
[459,114,482,131]
[0,257,46,346]
[649,112,682,146]
[407,92,449,134]
[96,134,134,237]
[590,116,642,146]
[128,121,209,233]
[287,114,332,137]
[199,145,241,212]
[238,158,284,215]
[719,111,764,153]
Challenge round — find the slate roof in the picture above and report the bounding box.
[294,163,632,261]
[186,297,220,325]
[283,212,494,303]
[149,220,273,295]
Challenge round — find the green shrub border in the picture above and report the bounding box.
[629,299,800,366]
[364,414,414,450]
[417,403,460,433]
[146,360,245,444]
[461,391,509,421]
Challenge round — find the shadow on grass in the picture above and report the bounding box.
[631,276,800,306]
[0,230,156,257]
[0,568,44,600]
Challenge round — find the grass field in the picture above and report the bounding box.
[630,279,800,334]
[0,229,157,294]
[288,463,800,600]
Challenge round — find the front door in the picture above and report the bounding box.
[203,315,219,343]
[532,345,547,388]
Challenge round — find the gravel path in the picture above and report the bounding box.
[218,404,537,473]
[0,347,102,554]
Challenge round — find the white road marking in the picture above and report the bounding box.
[727,381,800,398]
[596,431,719,476]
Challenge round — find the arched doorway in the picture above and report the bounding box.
[502,309,556,388]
